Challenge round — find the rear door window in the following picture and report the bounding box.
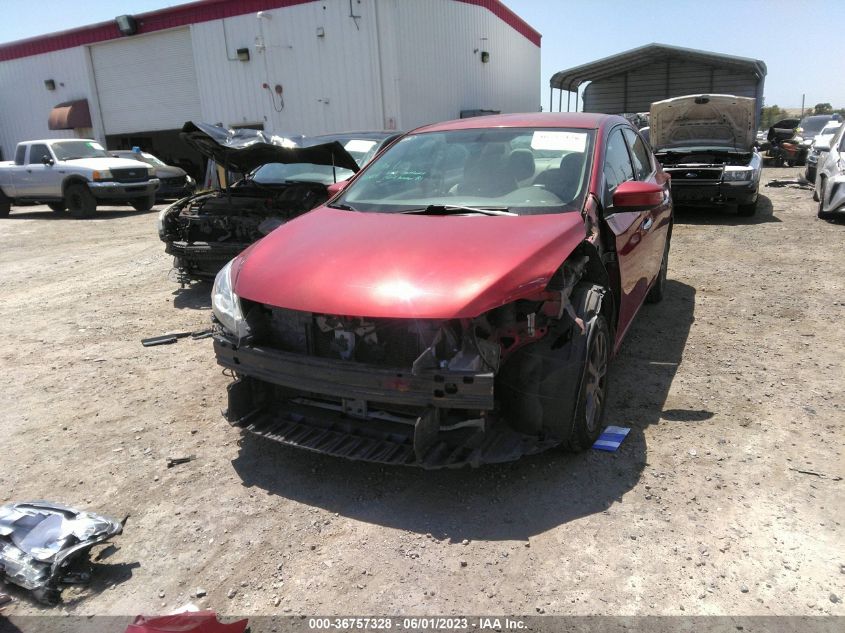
[622,128,653,180]
[14,145,26,165]
[28,144,51,165]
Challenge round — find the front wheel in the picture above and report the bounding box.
[130,193,156,212]
[566,314,611,452]
[65,184,96,218]
[737,199,758,217]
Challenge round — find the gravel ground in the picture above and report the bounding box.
[0,167,843,618]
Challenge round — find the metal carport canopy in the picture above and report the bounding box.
[550,43,767,92]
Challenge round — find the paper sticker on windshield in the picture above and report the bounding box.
[86,142,104,150]
[345,139,377,153]
[531,131,587,152]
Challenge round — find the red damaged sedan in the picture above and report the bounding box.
[211,113,672,468]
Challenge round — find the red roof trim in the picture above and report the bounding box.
[0,0,540,62]
[455,0,541,47]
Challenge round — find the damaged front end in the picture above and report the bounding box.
[0,502,123,604]
[158,182,330,282]
[656,148,761,207]
[214,256,605,468]
[159,122,361,284]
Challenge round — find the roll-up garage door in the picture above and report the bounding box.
[91,28,202,135]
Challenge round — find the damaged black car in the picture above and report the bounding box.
[158,122,396,284]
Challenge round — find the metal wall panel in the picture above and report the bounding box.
[191,1,384,136]
[91,28,202,134]
[388,0,540,129]
[0,47,93,160]
[584,60,761,115]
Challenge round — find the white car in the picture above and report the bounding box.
[806,120,842,188]
[814,123,845,219]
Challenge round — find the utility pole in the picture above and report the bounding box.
[800,93,805,117]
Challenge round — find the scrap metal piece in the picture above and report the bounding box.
[0,501,123,605]
[166,455,197,468]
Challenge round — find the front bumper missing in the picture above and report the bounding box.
[215,337,557,468]
[165,240,247,279]
[669,181,757,206]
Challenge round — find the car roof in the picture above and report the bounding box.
[304,131,396,145]
[25,139,97,144]
[412,112,622,134]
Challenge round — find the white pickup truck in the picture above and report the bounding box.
[0,139,160,218]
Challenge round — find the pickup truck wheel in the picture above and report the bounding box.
[566,314,610,452]
[0,202,10,217]
[130,193,156,212]
[47,202,66,213]
[737,199,758,217]
[65,184,96,218]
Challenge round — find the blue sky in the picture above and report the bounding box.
[1,0,841,109]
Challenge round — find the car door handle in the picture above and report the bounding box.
[641,217,653,232]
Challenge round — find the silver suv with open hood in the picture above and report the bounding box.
[650,94,762,216]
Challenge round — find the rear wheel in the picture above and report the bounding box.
[65,184,96,218]
[818,179,831,219]
[130,193,156,212]
[646,236,670,304]
[566,314,610,452]
[0,191,10,217]
[47,201,66,213]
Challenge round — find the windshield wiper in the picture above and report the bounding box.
[328,202,357,211]
[401,204,515,217]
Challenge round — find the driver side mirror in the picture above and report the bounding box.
[612,180,663,209]
[41,155,54,166]
[327,179,349,196]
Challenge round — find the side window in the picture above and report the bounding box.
[603,128,634,196]
[28,144,51,165]
[622,128,653,180]
[14,145,26,166]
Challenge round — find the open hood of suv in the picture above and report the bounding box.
[649,94,756,151]
[180,121,359,174]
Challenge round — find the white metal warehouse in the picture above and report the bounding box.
[0,0,540,169]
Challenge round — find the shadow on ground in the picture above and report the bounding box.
[3,207,160,221]
[673,194,779,226]
[172,281,211,310]
[231,280,696,542]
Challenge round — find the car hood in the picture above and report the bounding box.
[65,157,152,171]
[650,94,756,151]
[233,207,587,319]
[155,165,186,178]
[180,121,359,174]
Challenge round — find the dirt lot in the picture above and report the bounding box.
[0,167,843,618]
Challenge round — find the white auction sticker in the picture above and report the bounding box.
[345,139,377,153]
[530,131,587,152]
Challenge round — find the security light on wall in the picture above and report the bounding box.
[236,48,250,62]
[480,51,490,63]
[44,79,56,91]
[115,15,138,36]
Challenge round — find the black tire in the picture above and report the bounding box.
[737,199,758,217]
[64,184,96,218]
[47,201,66,213]
[566,314,611,452]
[0,203,10,217]
[130,193,156,212]
[817,179,831,219]
[645,235,670,304]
